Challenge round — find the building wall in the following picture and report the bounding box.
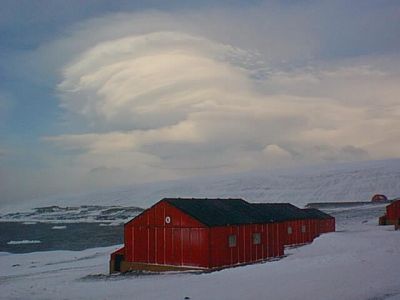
[307,219,320,241]
[386,200,400,221]
[319,218,336,233]
[280,219,317,246]
[209,223,284,268]
[279,218,336,246]
[124,200,210,268]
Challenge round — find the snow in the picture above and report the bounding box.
[1,206,400,300]
[99,222,121,226]
[22,221,37,225]
[6,240,41,245]
[51,226,67,230]
[2,158,399,213]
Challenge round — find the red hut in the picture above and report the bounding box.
[371,194,388,202]
[386,200,400,222]
[110,198,285,273]
[380,200,400,225]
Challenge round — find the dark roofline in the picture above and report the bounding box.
[125,198,249,227]
[302,208,334,219]
[163,198,277,227]
[388,199,400,207]
[252,203,311,221]
[125,198,331,227]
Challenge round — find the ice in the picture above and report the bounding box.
[22,221,37,225]
[99,222,121,226]
[51,226,67,230]
[7,240,42,245]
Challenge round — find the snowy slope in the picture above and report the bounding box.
[1,205,400,300]
[2,159,400,213]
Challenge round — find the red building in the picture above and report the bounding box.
[252,203,335,246]
[302,208,336,234]
[371,194,388,202]
[379,200,400,225]
[110,198,285,273]
[110,198,335,273]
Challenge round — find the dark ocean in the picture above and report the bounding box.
[0,222,123,253]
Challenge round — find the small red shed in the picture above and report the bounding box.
[371,194,388,202]
[110,198,285,273]
[385,200,400,224]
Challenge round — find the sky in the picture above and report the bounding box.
[0,0,400,205]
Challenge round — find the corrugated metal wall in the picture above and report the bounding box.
[209,223,284,268]
[318,218,335,234]
[125,201,210,268]
[279,219,318,246]
[387,200,400,221]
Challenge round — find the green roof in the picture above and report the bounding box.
[163,198,318,226]
[302,208,334,219]
[164,198,275,227]
[252,203,311,221]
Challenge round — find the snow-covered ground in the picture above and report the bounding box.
[2,159,399,214]
[1,206,400,300]
[6,240,42,245]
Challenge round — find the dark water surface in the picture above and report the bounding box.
[0,222,123,253]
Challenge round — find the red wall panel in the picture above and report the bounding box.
[209,223,284,268]
[280,219,316,246]
[387,201,400,220]
[127,225,209,267]
[164,227,173,265]
[133,226,147,262]
[125,200,209,268]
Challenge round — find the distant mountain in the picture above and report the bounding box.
[2,159,400,212]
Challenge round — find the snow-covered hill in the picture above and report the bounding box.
[2,159,400,213]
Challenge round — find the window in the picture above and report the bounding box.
[287,226,293,235]
[301,225,306,233]
[228,234,237,247]
[253,233,261,245]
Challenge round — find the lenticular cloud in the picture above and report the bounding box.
[49,28,399,177]
[58,31,260,130]
[53,31,302,171]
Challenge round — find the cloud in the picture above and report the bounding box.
[0,92,13,123]
[0,147,6,159]
[57,31,259,129]
[37,9,400,185]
